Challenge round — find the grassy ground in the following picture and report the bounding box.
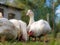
[0,33,60,45]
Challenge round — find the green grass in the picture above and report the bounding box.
[0,33,60,45]
[0,39,60,45]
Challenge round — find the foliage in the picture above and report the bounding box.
[5,0,60,37]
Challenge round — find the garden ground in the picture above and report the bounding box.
[0,33,60,45]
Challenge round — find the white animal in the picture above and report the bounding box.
[26,9,51,41]
[0,13,17,42]
[9,19,21,40]
[0,18,17,42]
[19,20,28,41]
[29,19,51,37]
[9,19,28,41]
[26,10,35,32]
